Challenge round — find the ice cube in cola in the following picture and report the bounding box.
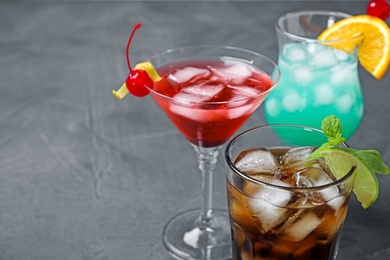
[227,146,353,260]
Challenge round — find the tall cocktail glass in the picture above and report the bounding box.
[264,11,364,140]
[225,125,356,259]
[146,45,280,259]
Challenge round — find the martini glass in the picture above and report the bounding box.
[145,45,280,259]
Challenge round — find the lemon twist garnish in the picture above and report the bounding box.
[135,62,161,82]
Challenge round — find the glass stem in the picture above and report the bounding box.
[195,146,220,230]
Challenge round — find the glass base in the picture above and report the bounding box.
[162,208,232,260]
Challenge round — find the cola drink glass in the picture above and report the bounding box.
[224,125,356,260]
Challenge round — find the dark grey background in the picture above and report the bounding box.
[1,1,389,259]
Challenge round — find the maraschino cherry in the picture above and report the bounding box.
[367,0,390,20]
[125,23,153,97]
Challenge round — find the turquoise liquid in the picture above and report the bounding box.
[264,43,364,140]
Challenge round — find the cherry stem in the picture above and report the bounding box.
[126,22,142,74]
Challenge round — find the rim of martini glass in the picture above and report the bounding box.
[276,10,364,44]
[144,45,281,105]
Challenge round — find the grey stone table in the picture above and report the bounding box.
[1,1,389,259]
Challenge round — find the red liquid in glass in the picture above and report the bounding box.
[150,58,273,147]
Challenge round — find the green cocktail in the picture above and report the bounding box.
[264,11,364,139]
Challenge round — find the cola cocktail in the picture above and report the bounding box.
[225,125,356,260]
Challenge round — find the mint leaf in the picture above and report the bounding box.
[307,115,345,159]
[321,115,345,145]
[348,148,390,175]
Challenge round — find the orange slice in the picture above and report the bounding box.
[112,61,161,100]
[318,15,390,80]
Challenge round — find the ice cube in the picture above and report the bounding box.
[173,83,224,103]
[228,85,261,98]
[173,92,210,103]
[315,172,342,209]
[281,146,317,165]
[235,148,279,175]
[282,92,306,112]
[334,49,349,61]
[167,66,210,84]
[170,105,234,122]
[314,83,334,105]
[224,86,262,117]
[305,42,326,56]
[172,103,247,122]
[250,173,274,184]
[283,213,321,242]
[336,94,353,114]
[251,180,291,202]
[265,98,280,117]
[283,43,307,63]
[311,48,337,68]
[249,198,286,232]
[249,179,292,232]
[293,162,343,206]
[182,84,225,97]
[226,85,261,107]
[169,105,207,121]
[292,67,313,86]
[295,167,329,188]
[211,63,252,85]
[315,169,335,186]
[226,104,253,119]
[331,66,353,86]
[327,196,346,211]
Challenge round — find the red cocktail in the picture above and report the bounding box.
[151,58,273,147]
[112,26,280,259]
[144,46,279,259]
